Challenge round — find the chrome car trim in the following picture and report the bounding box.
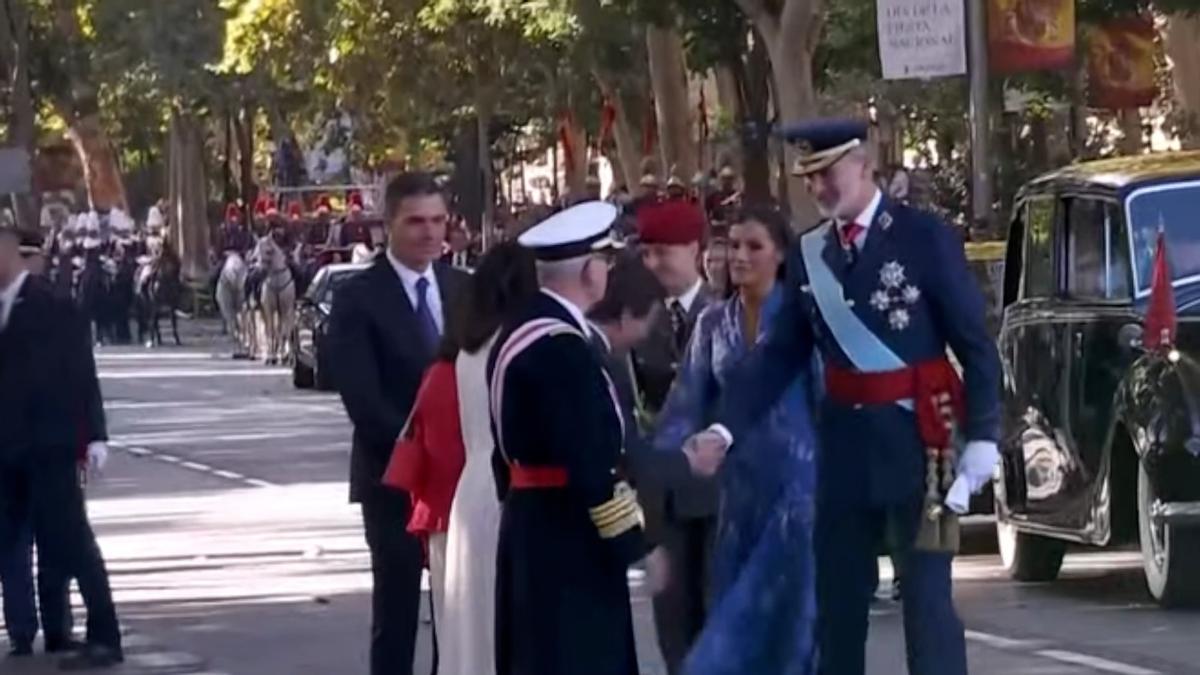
[1150,500,1200,527]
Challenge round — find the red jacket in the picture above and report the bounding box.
[382,360,466,536]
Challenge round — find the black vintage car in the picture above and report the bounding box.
[995,152,1200,607]
[291,262,368,390]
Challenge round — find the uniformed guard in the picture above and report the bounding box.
[488,201,646,675]
[690,119,1001,675]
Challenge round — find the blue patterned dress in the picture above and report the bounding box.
[655,287,819,675]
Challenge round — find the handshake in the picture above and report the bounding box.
[682,429,729,477]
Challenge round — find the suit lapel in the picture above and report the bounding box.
[370,257,416,328]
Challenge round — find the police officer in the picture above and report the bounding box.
[488,202,646,675]
[687,119,1001,675]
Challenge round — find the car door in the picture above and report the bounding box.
[999,193,1075,524]
[1057,195,1139,540]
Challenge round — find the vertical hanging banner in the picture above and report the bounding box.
[1087,17,1159,109]
[988,0,1075,74]
[877,0,966,80]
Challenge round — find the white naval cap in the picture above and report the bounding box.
[517,201,623,261]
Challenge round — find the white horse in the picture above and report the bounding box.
[252,236,296,365]
[215,251,248,355]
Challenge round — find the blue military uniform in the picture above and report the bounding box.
[719,120,1001,675]
[488,203,646,675]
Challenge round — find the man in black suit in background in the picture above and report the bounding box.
[0,226,122,670]
[632,200,717,675]
[328,173,468,675]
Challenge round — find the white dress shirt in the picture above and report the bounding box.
[0,270,29,330]
[387,250,444,334]
[669,278,704,314]
[839,189,883,251]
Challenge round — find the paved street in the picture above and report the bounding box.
[3,320,1200,674]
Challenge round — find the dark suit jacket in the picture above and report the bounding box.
[328,257,468,503]
[0,275,105,464]
[632,284,718,521]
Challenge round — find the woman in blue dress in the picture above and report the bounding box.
[655,204,818,675]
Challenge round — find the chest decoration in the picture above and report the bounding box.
[869,260,921,331]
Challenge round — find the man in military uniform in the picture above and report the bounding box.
[488,202,646,675]
[688,119,1001,675]
[705,166,741,224]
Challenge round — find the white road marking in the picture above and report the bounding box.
[965,629,1048,651]
[1034,649,1161,675]
[100,368,289,380]
[111,440,277,489]
[155,454,182,463]
[243,478,274,488]
[212,469,246,480]
[180,461,212,472]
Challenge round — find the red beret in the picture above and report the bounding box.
[637,200,704,245]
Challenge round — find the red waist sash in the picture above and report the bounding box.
[824,357,965,450]
[510,465,569,489]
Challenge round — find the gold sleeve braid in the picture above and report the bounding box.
[589,481,644,540]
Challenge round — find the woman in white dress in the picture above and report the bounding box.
[439,242,538,675]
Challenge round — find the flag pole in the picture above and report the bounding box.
[966,0,993,236]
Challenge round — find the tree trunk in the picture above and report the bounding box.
[0,0,38,228]
[477,95,495,247]
[1118,108,1143,156]
[739,0,823,226]
[1166,13,1200,147]
[646,24,697,182]
[168,109,209,281]
[49,0,127,213]
[66,113,128,213]
[560,111,589,200]
[731,33,773,202]
[595,73,644,191]
[233,103,256,211]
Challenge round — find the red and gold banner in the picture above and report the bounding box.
[1087,18,1159,110]
[987,0,1075,74]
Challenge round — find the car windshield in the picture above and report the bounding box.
[1126,181,1200,295]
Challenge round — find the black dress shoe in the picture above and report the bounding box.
[7,642,34,657]
[45,638,86,654]
[57,645,124,671]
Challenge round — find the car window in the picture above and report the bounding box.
[1022,197,1055,300]
[1127,181,1200,295]
[1064,198,1129,300]
[1002,203,1025,307]
[321,270,358,303]
[304,271,328,302]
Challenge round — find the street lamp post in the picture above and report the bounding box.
[967,0,993,235]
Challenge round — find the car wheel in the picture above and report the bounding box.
[996,505,1066,582]
[1138,463,1200,607]
[293,359,315,389]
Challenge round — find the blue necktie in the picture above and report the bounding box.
[415,276,440,352]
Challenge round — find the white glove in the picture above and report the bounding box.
[86,441,110,474]
[944,440,999,515]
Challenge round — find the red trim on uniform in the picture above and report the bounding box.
[509,466,568,489]
[824,357,964,450]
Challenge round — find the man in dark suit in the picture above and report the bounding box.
[328,173,468,675]
[632,200,717,675]
[0,226,122,669]
[439,226,477,270]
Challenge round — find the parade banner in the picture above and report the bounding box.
[1087,18,1159,110]
[877,0,966,80]
[987,0,1074,74]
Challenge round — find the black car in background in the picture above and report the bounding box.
[994,152,1200,607]
[292,262,368,390]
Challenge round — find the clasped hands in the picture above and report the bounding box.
[683,430,729,477]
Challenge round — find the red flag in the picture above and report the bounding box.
[599,97,616,150]
[1144,228,1177,350]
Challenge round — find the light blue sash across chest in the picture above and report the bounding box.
[799,223,913,411]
